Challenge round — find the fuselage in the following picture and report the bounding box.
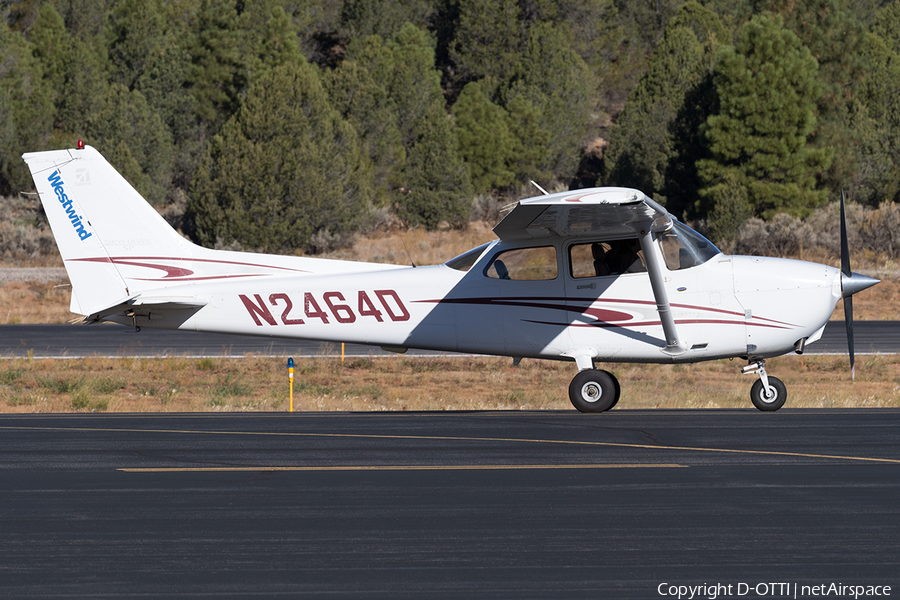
[108,233,842,365]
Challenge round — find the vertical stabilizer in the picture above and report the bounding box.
[22,145,196,316]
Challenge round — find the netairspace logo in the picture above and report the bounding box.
[47,171,92,241]
[657,582,892,599]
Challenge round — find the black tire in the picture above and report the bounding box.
[608,372,622,409]
[750,376,787,411]
[569,369,619,413]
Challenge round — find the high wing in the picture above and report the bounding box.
[493,188,672,242]
[495,188,686,359]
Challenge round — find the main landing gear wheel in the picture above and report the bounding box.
[750,376,787,411]
[569,369,620,413]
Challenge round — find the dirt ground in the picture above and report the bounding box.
[1,354,897,414]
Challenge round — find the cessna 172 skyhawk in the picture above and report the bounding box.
[22,144,879,412]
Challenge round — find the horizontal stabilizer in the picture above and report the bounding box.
[83,294,208,324]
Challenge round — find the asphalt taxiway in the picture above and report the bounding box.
[1,410,898,598]
[2,320,899,357]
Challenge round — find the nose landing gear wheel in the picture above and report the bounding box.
[569,369,619,413]
[750,376,786,411]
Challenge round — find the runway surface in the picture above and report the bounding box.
[0,324,440,358]
[1,321,898,358]
[1,410,898,598]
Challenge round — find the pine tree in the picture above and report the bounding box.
[328,27,473,226]
[518,0,623,86]
[135,28,199,191]
[450,0,523,88]
[766,0,867,197]
[240,0,305,84]
[325,35,405,207]
[188,0,247,133]
[603,25,707,201]
[504,95,550,185]
[87,84,175,205]
[612,0,682,59]
[452,81,515,193]
[603,2,726,217]
[502,22,594,182]
[401,101,473,228]
[388,24,447,147]
[698,14,833,219]
[340,0,436,40]
[188,61,373,253]
[105,0,165,90]
[27,4,108,141]
[388,24,472,227]
[0,22,53,195]
[53,0,109,41]
[27,4,68,92]
[872,1,900,55]
[852,31,900,205]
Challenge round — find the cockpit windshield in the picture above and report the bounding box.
[659,222,720,271]
[445,243,491,272]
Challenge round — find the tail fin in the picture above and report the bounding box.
[22,145,198,316]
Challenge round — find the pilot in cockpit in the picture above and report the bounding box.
[605,239,646,274]
[591,243,611,277]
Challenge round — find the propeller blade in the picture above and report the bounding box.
[840,190,854,380]
[840,190,851,277]
[838,190,880,381]
[844,295,855,381]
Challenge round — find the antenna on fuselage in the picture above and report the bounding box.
[400,232,417,268]
[531,180,550,196]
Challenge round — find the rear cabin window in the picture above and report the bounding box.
[485,246,558,281]
[445,243,490,272]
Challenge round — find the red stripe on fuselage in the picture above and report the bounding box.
[416,296,797,328]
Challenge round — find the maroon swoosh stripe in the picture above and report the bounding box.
[68,256,309,281]
[416,296,796,328]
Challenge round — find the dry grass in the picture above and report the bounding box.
[1,281,72,324]
[1,353,898,414]
[319,221,498,266]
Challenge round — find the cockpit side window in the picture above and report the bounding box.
[659,222,721,271]
[569,239,646,278]
[485,246,558,280]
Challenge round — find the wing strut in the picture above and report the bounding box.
[636,225,686,356]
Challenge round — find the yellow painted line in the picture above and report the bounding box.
[119,463,685,473]
[2,425,900,465]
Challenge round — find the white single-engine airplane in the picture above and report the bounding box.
[23,144,879,411]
